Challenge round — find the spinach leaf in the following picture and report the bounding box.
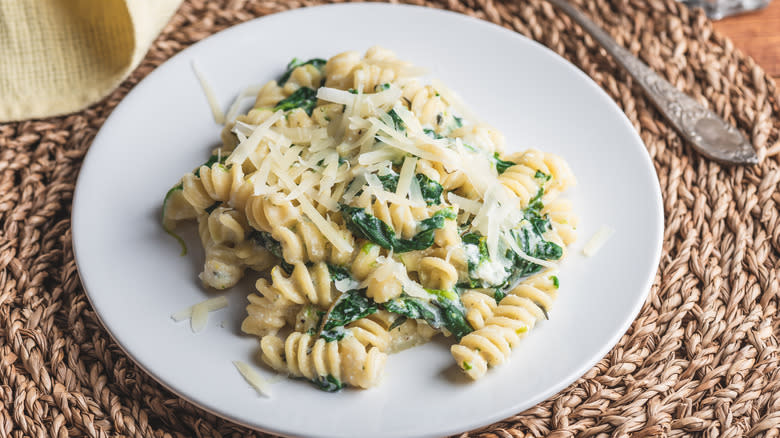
[204,201,221,214]
[326,264,351,281]
[388,315,407,331]
[493,288,506,304]
[274,87,318,116]
[248,230,294,274]
[383,290,472,340]
[313,375,344,392]
[162,183,187,256]
[377,172,399,192]
[453,115,463,128]
[500,206,563,285]
[492,152,516,175]
[534,170,551,181]
[416,173,443,205]
[387,109,405,132]
[340,205,455,253]
[551,275,559,289]
[375,172,442,206]
[278,58,326,86]
[319,289,378,342]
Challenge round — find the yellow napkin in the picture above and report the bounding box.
[0,0,182,122]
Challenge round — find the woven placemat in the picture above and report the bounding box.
[2,0,779,436]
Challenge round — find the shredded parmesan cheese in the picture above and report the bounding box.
[233,361,271,397]
[191,61,225,124]
[395,156,417,198]
[298,197,353,254]
[225,84,263,123]
[583,226,614,256]
[171,296,228,333]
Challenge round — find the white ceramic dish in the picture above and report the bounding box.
[72,4,664,438]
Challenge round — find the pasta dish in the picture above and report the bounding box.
[162,47,577,391]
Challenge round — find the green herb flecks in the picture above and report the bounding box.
[248,230,294,274]
[387,109,405,132]
[492,153,516,175]
[274,87,318,116]
[313,374,344,392]
[383,289,472,340]
[423,128,444,140]
[534,170,551,181]
[318,289,378,342]
[278,58,326,86]
[340,206,456,253]
[551,275,559,289]
[162,183,187,256]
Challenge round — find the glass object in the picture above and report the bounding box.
[679,0,771,19]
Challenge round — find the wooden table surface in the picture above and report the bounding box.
[711,0,780,79]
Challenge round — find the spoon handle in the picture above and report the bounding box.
[546,0,758,165]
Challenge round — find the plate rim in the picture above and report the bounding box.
[72,3,665,437]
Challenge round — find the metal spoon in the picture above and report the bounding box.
[546,0,759,165]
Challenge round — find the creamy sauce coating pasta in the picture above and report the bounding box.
[163,47,578,390]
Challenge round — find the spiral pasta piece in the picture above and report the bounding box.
[452,293,546,379]
[263,263,335,307]
[260,332,387,388]
[181,162,253,212]
[197,214,243,290]
[544,198,578,247]
[461,290,498,330]
[346,312,392,352]
[417,256,458,290]
[498,163,541,207]
[241,290,296,338]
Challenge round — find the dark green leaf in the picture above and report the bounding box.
[383,290,472,340]
[319,290,378,342]
[327,264,351,282]
[493,288,506,304]
[453,115,463,128]
[278,58,326,86]
[388,315,407,331]
[534,170,551,181]
[274,87,318,115]
[340,205,455,253]
[204,201,221,214]
[162,183,187,256]
[415,173,443,205]
[377,172,399,192]
[493,152,516,175]
[312,375,344,392]
[248,230,294,274]
[387,109,405,132]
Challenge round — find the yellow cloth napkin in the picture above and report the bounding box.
[0,0,182,122]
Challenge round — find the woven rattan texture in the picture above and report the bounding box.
[1,0,779,436]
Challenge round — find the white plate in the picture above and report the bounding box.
[72,4,663,438]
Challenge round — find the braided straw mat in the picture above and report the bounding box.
[1,0,779,436]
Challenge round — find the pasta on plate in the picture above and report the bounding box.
[162,47,577,390]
